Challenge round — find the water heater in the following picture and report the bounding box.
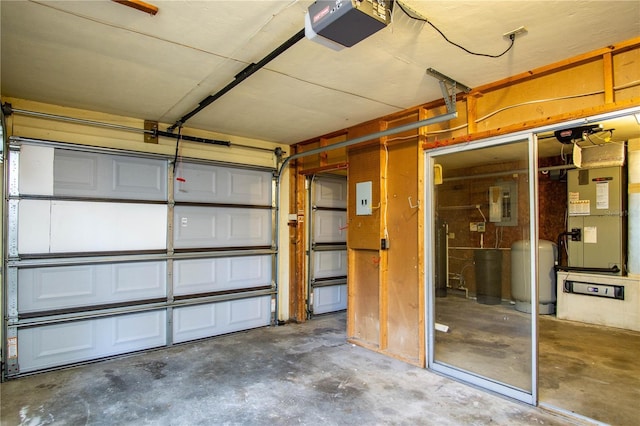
[566,166,626,274]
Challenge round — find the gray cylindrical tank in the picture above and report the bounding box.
[511,239,557,314]
[474,249,502,305]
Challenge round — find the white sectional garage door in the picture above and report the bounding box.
[308,176,347,316]
[3,137,275,377]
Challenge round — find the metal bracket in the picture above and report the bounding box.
[8,148,20,197]
[5,328,20,377]
[144,120,159,144]
[426,68,471,114]
[274,146,286,164]
[2,102,13,117]
[7,200,19,258]
[7,268,19,322]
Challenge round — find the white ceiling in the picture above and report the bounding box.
[1,1,639,145]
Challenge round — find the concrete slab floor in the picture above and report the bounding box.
[1,313,581,426]
[434,294,640,425]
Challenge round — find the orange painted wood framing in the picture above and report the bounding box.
[423,36,640,150]
[298,162,348,176]
[292,37,640,153]
[289,37,639,361]
[289,146,308,323]
[112,0,158,15]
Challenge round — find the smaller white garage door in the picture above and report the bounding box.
[309,176,347,316]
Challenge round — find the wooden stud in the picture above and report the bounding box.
[379,121,389,352]
[289,145,308,323]
[112,0,158,15]
[472,37,640,94]
[319,137,328,167]
[466,94,478,135]
[417,107,427,367]
[299,162,348,176]
[603,52,614,104]
[423,98,640,150]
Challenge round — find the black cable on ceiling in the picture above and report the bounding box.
[168,28,306,133]
[396,1,516,58]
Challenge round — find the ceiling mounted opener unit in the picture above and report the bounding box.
[307,0,393,48]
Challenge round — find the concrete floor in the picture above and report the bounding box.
[435,294,640,426]
[1,312,576,426]
[539,314,640,426]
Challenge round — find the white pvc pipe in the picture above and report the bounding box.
[628,139,640,275]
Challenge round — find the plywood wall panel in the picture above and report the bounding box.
[348,248,380,347]
[474,61,606,134]
[348,144,381,250]
[613,49,640,102]
[385,138,420,361]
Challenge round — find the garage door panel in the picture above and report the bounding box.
[17,200,167,254]
[173,206,271,249]
[173,303,218,343]
[54,152,98,191]
[113,262,166,293]
[314,178,347,209]
[17,199,52,254]
[7,139,276,377]
[18,310,167,372]
[313,285,347,315]
[174,162,271,205]
[53,150,167,201]
[313,250,347,279]
[18,144,54,196]
[174,255,271,296]
[309,176,347,317]
[173,296,270,343]
[112,158,165,197]
[18,261,167,313]
[112,311,165,346]
[49,201,167,253]
[313,210,347,243]
[229,297,269,324]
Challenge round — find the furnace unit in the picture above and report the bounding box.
[566,166,626,274]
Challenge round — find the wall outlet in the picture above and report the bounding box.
[470,222,486,232]
[503,26,527,39]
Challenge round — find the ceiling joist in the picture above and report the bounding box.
[112,0,158,16]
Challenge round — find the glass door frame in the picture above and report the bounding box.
[423,105,640,408]
[424,132,539,405]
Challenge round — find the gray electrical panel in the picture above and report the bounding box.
[308,0,392,47]
[567,166,626,274]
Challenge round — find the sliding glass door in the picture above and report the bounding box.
[425,134,538,404]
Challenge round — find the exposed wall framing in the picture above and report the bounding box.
[290,37,640,366]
